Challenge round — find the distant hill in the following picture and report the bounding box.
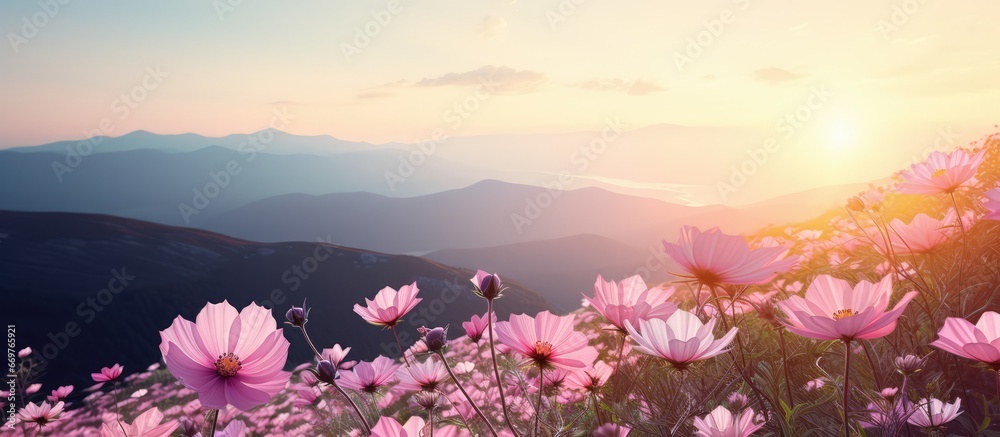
[0,211,551,389]
[0,146,484,225]
[202,179,728,253]
[2,129,383,155]
[426,234,681,312]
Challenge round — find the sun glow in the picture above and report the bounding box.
[824,117,857,151]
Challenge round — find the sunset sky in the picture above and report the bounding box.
[2,1,998,203]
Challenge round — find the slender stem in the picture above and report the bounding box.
[442,393,473,431]
[438,351,500,437]
[535,366,544,437]
[843,339,852,437]
[708,285,729,330]
[392,326,412,366]
[298,325,323,359]
[861,341,883,391]
[203,409,219,437]
[610,331,627,397]
[370,392,380,417]
[995,369,1000,414]
[591,392,602,424]
[113,381,127,437]
[429,409,435,437]
[487,300,520,437]
[331,384,371,436]
[894,375,909,437]
[298,324,372,436]
[950,192,968,288]
[778,329,795,408]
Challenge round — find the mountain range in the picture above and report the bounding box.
[0,210,549,390]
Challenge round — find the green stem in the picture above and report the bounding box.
[488,300,520,437]
[778,329,794,409]
[392,326,412,366]
[843,339,852,437]
[203,409,219,437]
[438,351,499,437]
[535,366,544,437]
[298,324,371,436]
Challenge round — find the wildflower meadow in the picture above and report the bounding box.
[5,137,1000,437]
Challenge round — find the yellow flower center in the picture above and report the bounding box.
[931,168,947,178]
[215,353,243,378]
[530,341,555,366]
[832,309,857,320]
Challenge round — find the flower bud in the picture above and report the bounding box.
[412,391,445,412]
[178,417,198,437]
[847,196,865,212]
[894,354,926,376]
[727,392,749,411]
[317,360,339,384]
[880,387,898,402]
[424,326,449,352]
[472,270,505,301]
[285,299,309,327]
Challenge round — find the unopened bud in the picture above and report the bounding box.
[317,360,339,384]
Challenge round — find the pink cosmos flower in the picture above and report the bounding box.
[897,149,985,195]
[46,385,73,403]
[584,275,677,332]
[907,397,963,428]
[692,405,765,437]
[395,356,449,392]
[778,275,917,341]
[664,226,799,287]
[25,383,41,395]
[16,401,64,427]
[593,423,632,437]
[322,344,357,370]
[92,364,124,382]
[877,213,954,255]
[292,385,322,409]
[354,282,422,328]
[337,356,400,394]
[624,310,737,369]
[565,361,612,393]
[984,188,1000,221]
[99,407,179,437]
[495,311,598,370]
[213,420,248,437]
[931,311,1000,366]
[371,416,426,437]
[17,347,32,358]
[462,312,494,343]
[805,378,826,392]
[159,301,291,411]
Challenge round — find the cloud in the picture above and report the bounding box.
[479,16,507,40]
[413,65,547,94]
[752,67,807,84]
[572,78,666,95]
[356,66,547,98]
[627,79,666,96]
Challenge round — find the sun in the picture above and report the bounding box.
[824,117,857,151]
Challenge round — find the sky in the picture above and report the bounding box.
[1,1,999,204]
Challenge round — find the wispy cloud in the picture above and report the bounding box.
[413,65,546,93]
[571,78,666,96]
[357,66,547,99]
[752,67,807,85]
